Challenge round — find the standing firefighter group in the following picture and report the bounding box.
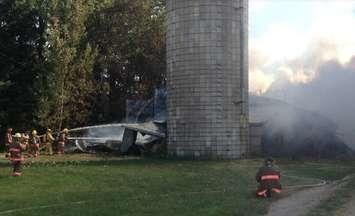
[4,127,69,177]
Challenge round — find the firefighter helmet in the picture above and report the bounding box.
[265,157,274,165]
[63,128,69,133]
[32,130,37,135]
[47,128,52,132]
[14,133,21,138]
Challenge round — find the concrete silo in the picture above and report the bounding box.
[166,0,249,159]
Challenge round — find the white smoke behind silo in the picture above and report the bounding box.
[249,1,355,94]
[249,1,355,149]
[265,57,355,149]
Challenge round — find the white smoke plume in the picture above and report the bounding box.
[249,1,355,94]
[249,1,355,148]
[265,57,355,149]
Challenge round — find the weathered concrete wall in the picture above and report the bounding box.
[166,0,249,159]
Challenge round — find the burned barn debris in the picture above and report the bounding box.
[66,88,167,155]
[67,122,165,155]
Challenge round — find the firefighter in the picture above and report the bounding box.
[30,130,41,157]
[22,132,30,152]
[43,129,54,155]
[4,128,13,157]
[9,133,26,176]
[255,158,282,198]
[57,128,69,154]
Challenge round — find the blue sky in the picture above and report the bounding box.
[250,2,313,39]
[249,1,355,93]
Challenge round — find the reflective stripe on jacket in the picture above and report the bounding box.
[261,175,280,181]
[9,142,24,163]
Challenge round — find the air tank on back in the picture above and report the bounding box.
[166,0,249,159]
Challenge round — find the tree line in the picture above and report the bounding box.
[0,0,166,134]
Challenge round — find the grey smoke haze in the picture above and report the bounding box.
[265,56,355,149]
[249,95,350,158]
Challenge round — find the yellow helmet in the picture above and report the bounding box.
[63,128,69,133]
[47,128,52,132]
[32,130,37,135]
[14,133,21,138]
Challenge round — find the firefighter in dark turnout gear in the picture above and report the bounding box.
[5,128,13,157]
[9,133,26,176]
[57,128,68,154]
[256,158,282,198]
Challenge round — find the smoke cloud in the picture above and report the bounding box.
[249,1,355,149]
[249,1,355,94]
[264,57,355,149]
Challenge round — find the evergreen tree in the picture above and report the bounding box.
[0,0,46,132]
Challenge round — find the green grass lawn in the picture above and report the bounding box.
[0,154,354,216]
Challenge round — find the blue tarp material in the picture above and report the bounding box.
[126,88,167,123]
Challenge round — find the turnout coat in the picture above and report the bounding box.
[255,164,282,197]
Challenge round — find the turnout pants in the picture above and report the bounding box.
[5,144,10,157]
[32,144,40,157]
[46,142,53,155]
[12,161,22,176]
[57,142,65,154]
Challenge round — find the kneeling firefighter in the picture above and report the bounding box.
[9,133,27,176]
[256,158,282,198]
